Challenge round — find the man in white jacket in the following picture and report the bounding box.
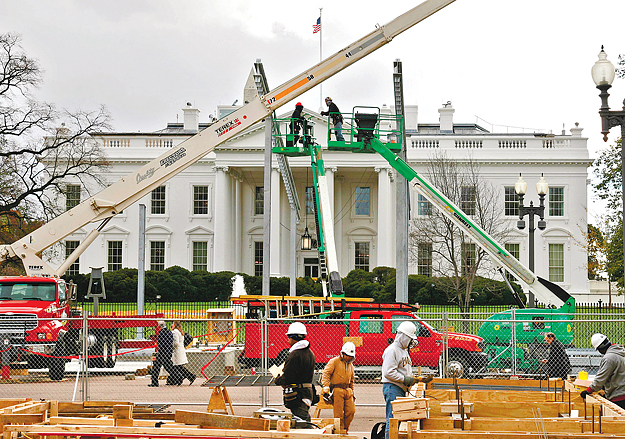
[381,321,418,439]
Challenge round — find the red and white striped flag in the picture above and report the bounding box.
[313,17,321,34]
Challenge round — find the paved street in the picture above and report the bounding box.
[1,373,385,437]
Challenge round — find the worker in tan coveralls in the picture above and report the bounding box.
[321,342,356,432]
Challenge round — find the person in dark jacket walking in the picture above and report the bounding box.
[581,333,625,409]
[149,320,175,387]
[321,97,345,141]
[275,322,316,422]
[541,332,570,380]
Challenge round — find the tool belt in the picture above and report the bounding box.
[285,383,313,388]
[331,383,350,390]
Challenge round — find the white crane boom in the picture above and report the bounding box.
[0,0,457,276]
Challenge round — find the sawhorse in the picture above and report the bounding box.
[206,386,234,415]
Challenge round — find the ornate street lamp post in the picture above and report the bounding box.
[514,174,549,307]
[592,47,625,282]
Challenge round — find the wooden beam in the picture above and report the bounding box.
[175,410,270,431]
[398,431,625,439]
[0,413,46,425]
[0,400,30,410]
[3,424,359,439]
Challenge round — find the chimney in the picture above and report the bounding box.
[404,105,418,130]
[438,101,454,133]
[183,103,200,132]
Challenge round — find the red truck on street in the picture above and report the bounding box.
[238,301,488,377]
[0,276,158,380]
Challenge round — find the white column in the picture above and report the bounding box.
[213,166,229,272]
[376,167,394,267]
[334,175,344,274]
[270,166,282,276]
[234,176,242,272]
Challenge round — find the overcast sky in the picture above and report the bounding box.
[2,0,624,222]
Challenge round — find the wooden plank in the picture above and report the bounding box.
[276,420,290,432]
[113,404,133,419]
[0,400,30,411]
[9,402,49,415]
[3,424,359,439]
[175,410,270,431]
[394,409,429,421]
[430,378,556,388]
[389,418,399,439]
[0,413,45,425]
[49,416,114,426]
[84,401,133,408]
[398,432,625,439]
[392,398,429,412]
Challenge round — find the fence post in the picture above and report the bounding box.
[81,313,89,402]
[511,309,517,376]
[261,311,269,407]
[443,311,448,378]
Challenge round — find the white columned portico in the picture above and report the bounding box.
[376,166,394,267]
[213,165,232,271]
[270,166,282,276]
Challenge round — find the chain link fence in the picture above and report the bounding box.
[0,308,623,406]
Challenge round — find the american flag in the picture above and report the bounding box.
[313,17,321,34]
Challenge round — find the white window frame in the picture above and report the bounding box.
[189,183,212,219]
[148,184,170,221]
[185,226,214,272]
[64,240,81,275]
[350,184,376,221]
[145,225,172,270]
[548,186,566,218]
[149,240,166,271]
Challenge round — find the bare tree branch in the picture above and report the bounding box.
[409,151,513,316]
[0,32,111,240]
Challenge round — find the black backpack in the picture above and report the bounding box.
[371,422,386,439]
[183,332,193,347]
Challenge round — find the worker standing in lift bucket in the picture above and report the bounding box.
[321,342,356,433]
[580,333,625,409]
[275,322,316,423]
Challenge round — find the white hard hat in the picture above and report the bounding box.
[591,333,609,350]
[341,342,356,357]
[397,321,417,340]
[286,322,307,336]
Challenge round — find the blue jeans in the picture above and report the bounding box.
[383,383,405,439]
[334,121,345,141]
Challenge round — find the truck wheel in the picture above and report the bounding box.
[447,356,469,378]
[49,345,66,381]
[90,338,106,369]
[106,336,118,369]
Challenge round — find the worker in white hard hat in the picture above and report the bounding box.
[275,322,316,422]
[580,333,625,409]
[381,321,432,439]
[321,342,356,432]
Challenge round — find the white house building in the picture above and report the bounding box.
[49,83,594,300]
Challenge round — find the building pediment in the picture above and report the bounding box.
[145,225,173,235]
[101,225,130,235]
[347,226,377,236]
[185,225,214,235]
[541,228,573,238]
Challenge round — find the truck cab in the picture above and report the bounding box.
[343,310,487,374]
[0,276,71,371]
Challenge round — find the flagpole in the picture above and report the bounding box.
[319,7,323,110]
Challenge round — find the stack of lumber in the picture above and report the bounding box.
[391,397,430,420]
[0,399,353,439]
[388,379,625,439]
